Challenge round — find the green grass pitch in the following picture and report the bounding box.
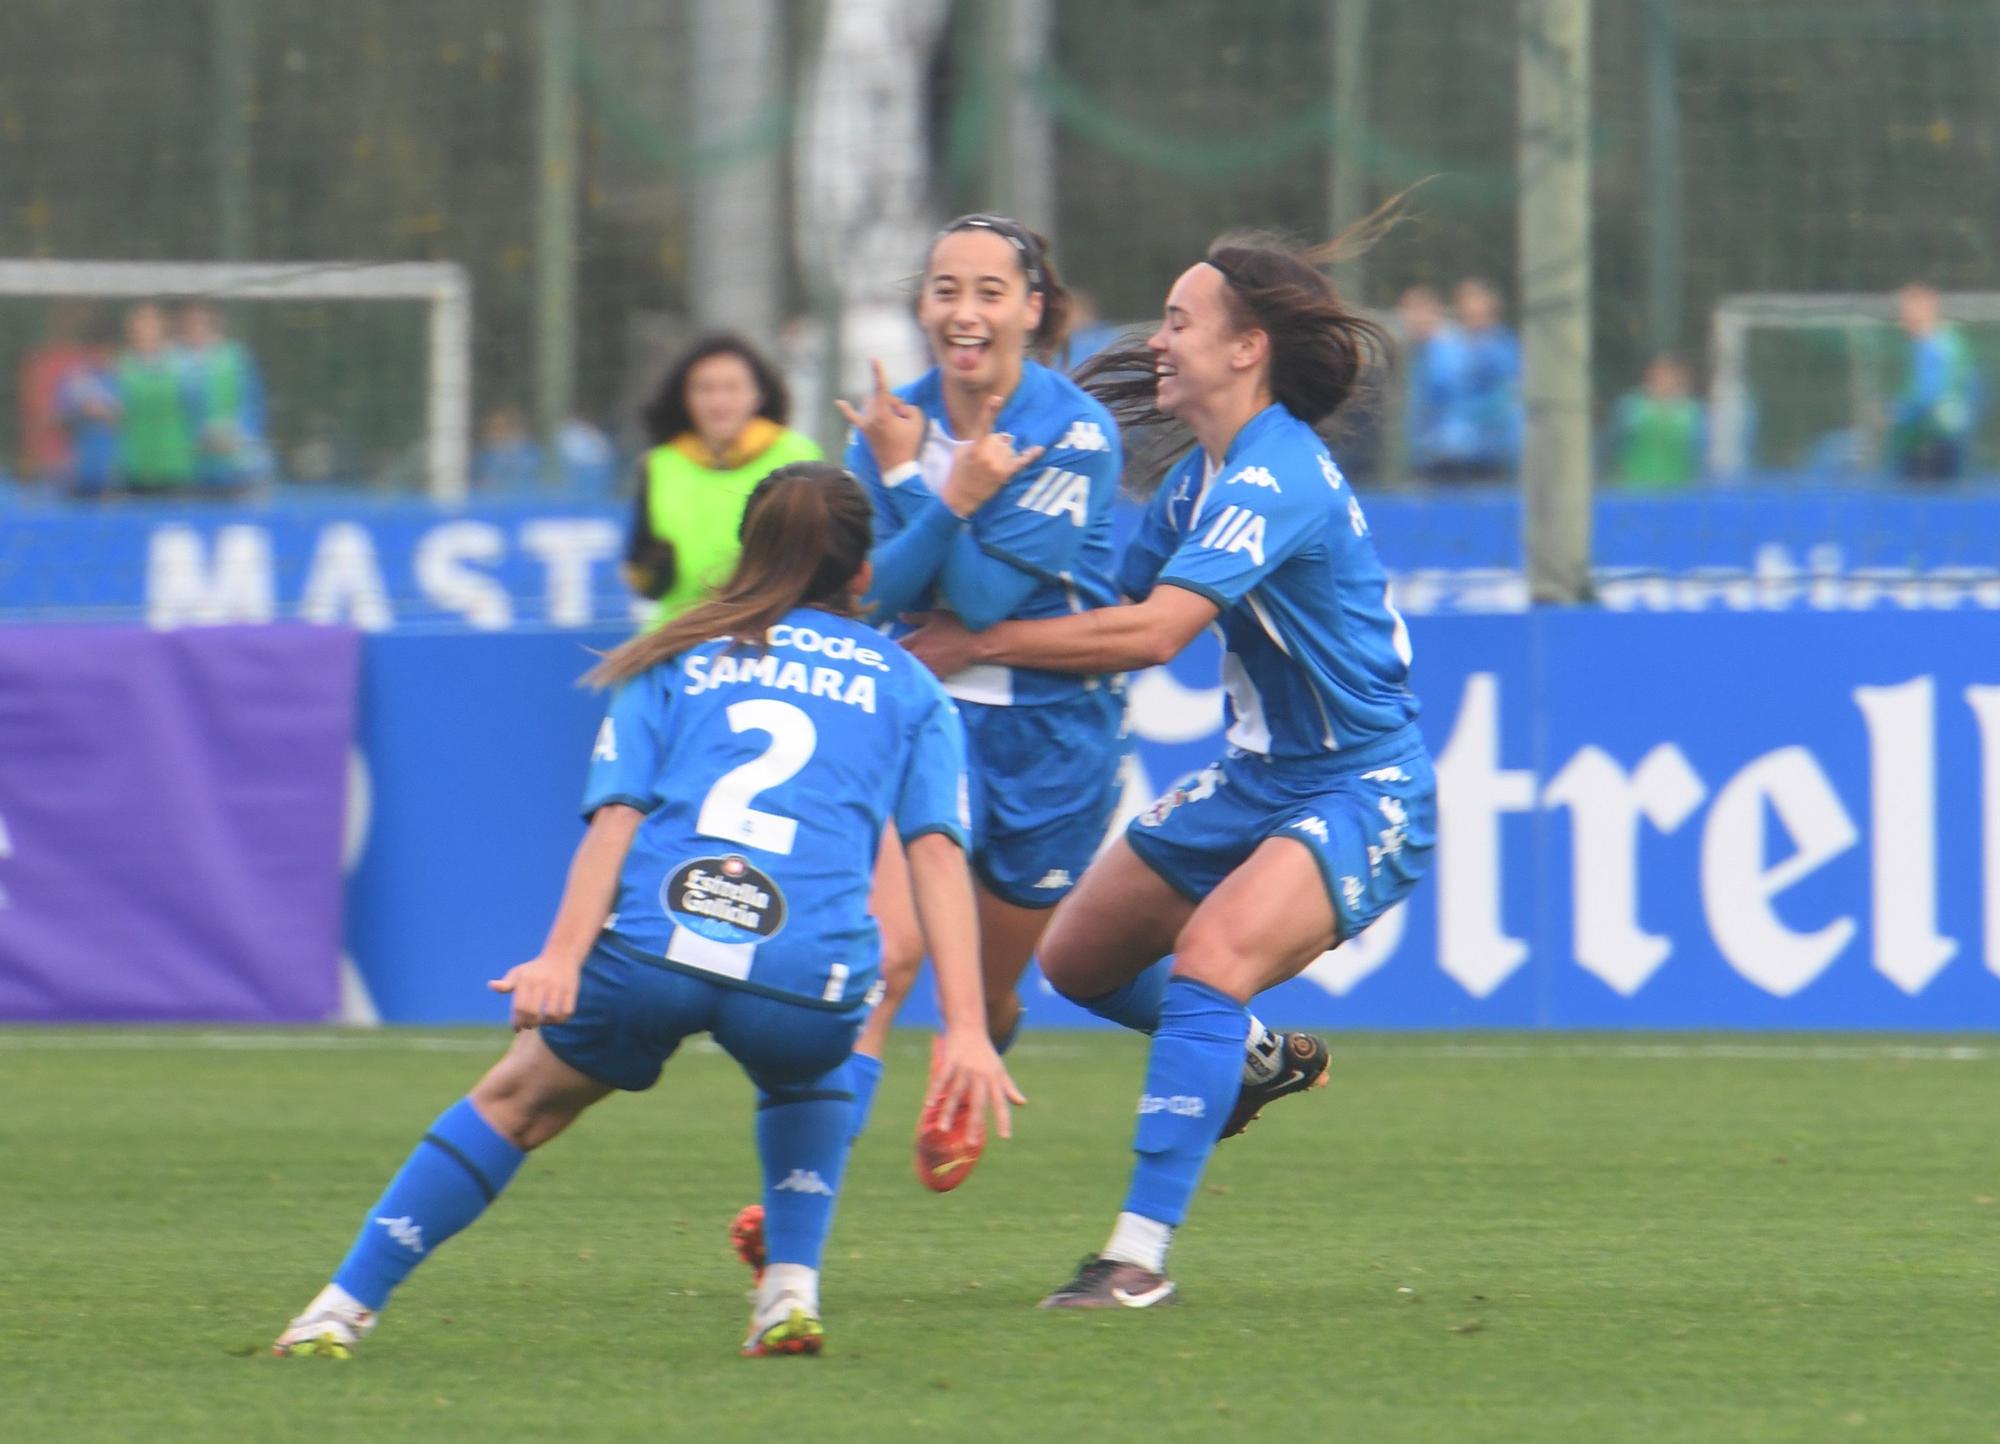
[3,1027,1997,1442]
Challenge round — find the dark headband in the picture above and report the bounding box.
[1204,253,1249,291]
[936,213,1048,293]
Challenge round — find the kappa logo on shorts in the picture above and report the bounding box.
[1365,795,1409,876]
[1340,875,1365,912]
[1033,868,1074,890]
[1137,764,1224,828]
[1289,816,1330,844]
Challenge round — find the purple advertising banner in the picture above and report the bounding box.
[0,625,358,1021]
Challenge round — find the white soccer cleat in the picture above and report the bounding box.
[740,1290,824,1357]
[272,1283,378,1359]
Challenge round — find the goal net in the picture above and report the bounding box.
[1,260,470,499]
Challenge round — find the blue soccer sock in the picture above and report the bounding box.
[758,1077,856,1271]
[331,1096,526,1312]
[844,1052,884,1146]
[1121,976,1247,1229]
[1073,957,1173,1034]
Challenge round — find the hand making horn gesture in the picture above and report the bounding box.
[834,358,926,474]
[940,392,1046,517]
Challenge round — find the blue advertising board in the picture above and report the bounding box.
[341,610,2000,1030]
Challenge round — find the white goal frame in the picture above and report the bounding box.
[1710,290,2000,475]
[0,259,472,501]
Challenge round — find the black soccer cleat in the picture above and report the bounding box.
[1221,1030,1330,1139]
[1038,1255,1179,1310]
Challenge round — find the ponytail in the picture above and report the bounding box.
[586,463,874,688]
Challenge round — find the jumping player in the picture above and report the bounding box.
[272,464,1022,1359]
[905,228,1434,1308]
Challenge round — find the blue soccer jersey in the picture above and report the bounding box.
[581,607,969,1010]
[1119,403,1420,759]
[848,359,1123,707]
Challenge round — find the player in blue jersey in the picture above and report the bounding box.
[273,464,1022,1360]
[906,227,1435,1308]
[823,215,1130,1163]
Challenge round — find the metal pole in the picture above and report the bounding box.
[1518,0,1594,603]
[212,0,254,261]
[1642,0,1683,355]
[998,0,1054,234]
[1328,0,1372,298]
[691,0,783,341]
[534,0,579,474]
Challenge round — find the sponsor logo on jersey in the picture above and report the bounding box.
[1059,419,1110,452]
[376,1215,425,1254]
[1227,465,1280,492]
[1366,795,1409,875]
[774,1168,834,1196]
[1032,868,1073,890]
[1290,815,1330,844]
[1137,1093,1206,1117]
[1197,504,1268,567]
[663,853,788,944]
[1017,467,1091,525]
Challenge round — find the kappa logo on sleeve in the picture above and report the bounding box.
[1058,418,1110,452]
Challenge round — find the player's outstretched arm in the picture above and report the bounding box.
[904,831,1026,1140]
[489,803,643,1032]
[903,582,1217,678]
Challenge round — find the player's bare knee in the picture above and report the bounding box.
[1169,919,1260,1002]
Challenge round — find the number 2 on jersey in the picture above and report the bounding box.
[695,699,817,855]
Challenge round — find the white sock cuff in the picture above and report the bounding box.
[757,1263,821,1318]
[1101,1211,1173,1273]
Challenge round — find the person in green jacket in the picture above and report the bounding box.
[1604,353,1706,491]
[623,334,821,628]
[114,301,196,492]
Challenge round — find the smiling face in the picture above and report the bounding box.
[684,351,763,453]
[918,229,1043,397]
[1147,262,1262,421]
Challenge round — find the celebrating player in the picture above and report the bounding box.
[826,215,1129,1163]
[273,464,1021,1360]
[904,229,1434,1308]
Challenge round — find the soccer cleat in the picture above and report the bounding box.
[1221,1029,1330,1139]
[272,1284,377,1359]
[1037,1255,1178,1310]
[913,1034,985,1192]
[728,1203,768,1286]
[741,1299,825,1357]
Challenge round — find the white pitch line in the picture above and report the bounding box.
[0,1032,1992,1062]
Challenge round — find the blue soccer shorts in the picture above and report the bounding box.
[960,686,1128,909]
[541,945,866,1095]
[1123,732,1436,942]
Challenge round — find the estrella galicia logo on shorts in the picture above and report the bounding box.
[662,854,787,944]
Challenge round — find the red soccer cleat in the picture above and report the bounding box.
[913,1035,986,1193]
[728,1203,767,1284]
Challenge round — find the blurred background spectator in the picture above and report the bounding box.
[625,333,820,629]
[1890,282,1984,482]
[114,301,196,493]
[178,301,270,493]
[472,403,544,491]
[1602,354,1705,492]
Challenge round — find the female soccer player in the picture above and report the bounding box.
[829,214,1129,1154]
[906,231,1435,1308]
[273,464,1022,1360]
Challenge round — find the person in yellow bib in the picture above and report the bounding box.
[624,334,822,628]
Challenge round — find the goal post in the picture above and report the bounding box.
[0,259,472,501]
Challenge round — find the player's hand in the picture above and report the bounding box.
[940,392,1045,516]
[488,954,584,1031]
[899,609,978,678]
[927,1027,1027,1142]
[834,358,925,472]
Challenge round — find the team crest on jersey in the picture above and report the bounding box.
[1058,419,1110,452]
[1137,764,1224,827]
[662,853,788,943]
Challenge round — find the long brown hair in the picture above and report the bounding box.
[1078,200,1403,493]
[925,213,1074,361]
[586,462,873,688]
[640,332,792,447]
